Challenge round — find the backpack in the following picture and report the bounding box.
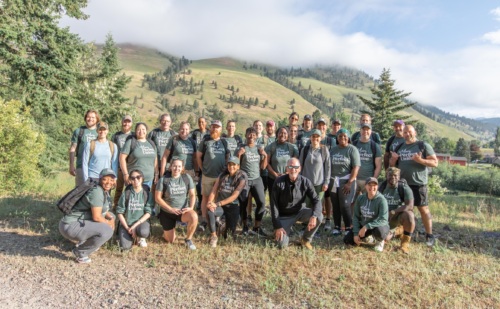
[89,140,115,164]
[354,139,377,169]
[56,179,99,215]
[76,126,88,156]
[378,178,408,203]
[269,141,295,163]
[126,136,157,163]
[163,171,190,189]
[166,135,197,163]
[300,144,328,168]
[112,131,135,149]
[200,135,228,162]
[124,184,150,208]
[394,140,426,165]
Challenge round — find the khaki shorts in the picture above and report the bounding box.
[201,175,217,196]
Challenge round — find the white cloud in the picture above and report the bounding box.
[491,7,500,21]
[482,30,500,44]
[60,0,500,118]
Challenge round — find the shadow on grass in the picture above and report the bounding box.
[0,231,68,260]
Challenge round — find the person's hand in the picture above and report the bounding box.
[107,218,115,230]
[342,182,351,195]
[207,201,217,212]
[169,207,182,215]
[237,147,245,157]
[124,174,130,185]
[258,147,266,156]
[322,184,328,192]
[390,151,400,161]
[354,235,361,246]
[274,228,286,241]
[412,152,424,164]
[69,166,76,176]
[180,208,191,214]
[358,226,367,238]
[307,216,317,231]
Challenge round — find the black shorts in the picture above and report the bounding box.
[158,210,183,231]
[409,185,428,207]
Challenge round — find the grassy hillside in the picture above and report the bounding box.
[117,44,480,140]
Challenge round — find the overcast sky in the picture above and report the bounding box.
[61,0,500,118]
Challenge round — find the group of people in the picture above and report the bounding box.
[59,109,438,263]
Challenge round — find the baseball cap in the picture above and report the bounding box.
[360,123,372,129]
[317,118,326,124]
[332,119,342,124]
[266,120,275,127]
[211,120,222,127]
[336,128,350,137]
[100,168,116,179]
[227,156,240,165]
[365,177,378,185]
[304,114,312,120]
[97,122,109,130]
[311,129,322,136]
[393,120,405,126]
[122,115,133,122]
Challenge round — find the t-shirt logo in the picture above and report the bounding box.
[169,181,186,196]
[128,195,143,212]
[181,143,193,155]
[331,153,349,165]
[276,148,290,158]
[358,148,373,162]
[139,144,155,155]
[398,149,414,162]
[85,133,97,143]
[157,135,170,147]
[245,151,260,163]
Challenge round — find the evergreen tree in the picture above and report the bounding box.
[454,138,470,161]
[357,69,414,140]
[470,140,483,162]
[495,127,500,157]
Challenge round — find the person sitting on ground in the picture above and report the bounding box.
[206,156,248,247]
[344,177,389,252]
[271,158,323,250]
[59,168,116,263]
[116,169,153,250]
[155,158,198,250]
[379,167,415,253]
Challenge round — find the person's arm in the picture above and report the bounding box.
[153,157,159,184]
[389,151,400,167]
[323,148,331,191]
[393,186,414,215]
[82,142,90,181]
[304,179,320,231]
[196,151,203,176]
[160,149,170,176]
[374,157,382,178]
[383,152,391,170]
[259,147,268,170]
[266,149,279,178]
[155,190,181,215]
[413,153,438,168]
[119,153,129,184]
[182,188,197,213]
[69,143,77,176]
[91,206,114,229]
[111,143,119,175]
[365,197,389,230]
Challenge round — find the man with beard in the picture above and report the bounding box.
[192,117,209,212]
[351,114,381,145]
[384,120,406,170]
[148,114,176,174]
[196,120,230,232]
[69,109,100,187]
[297,114,314,151]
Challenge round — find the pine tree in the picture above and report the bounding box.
[454,138,470,162]
[357,69,414,140]
[494,127,500,157]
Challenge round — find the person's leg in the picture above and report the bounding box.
[343,228,356,245]
[267,177,275,208]
[64,220,114,258]
[295,208,323,242]
[75,167,85,187]
[371,225,390,241]
[207,207,224,234]
[331,190,342,232]
[338,181,356,232]
[163,229,176,243]
[158,211,177,243]
[181,209,199,240]
[201,176,217,225]
[251,178,266,228]
[398,211,415,253]
[136,221,151,238]
[113,169,125,210]
[118,224,134,250]
[223,204,240,238]
[196,173,202,212]
[275,216,297,249]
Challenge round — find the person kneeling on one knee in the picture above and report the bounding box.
[345,177,389,252]
[271,158,323,250]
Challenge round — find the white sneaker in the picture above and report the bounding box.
[138,238,147,248]
[374,240,385,252]
[331,228,341,236]
[324,220,332,231]
[364,235,375,245]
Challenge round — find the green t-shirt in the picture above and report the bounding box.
[148,129,176,161]
[166,137,196,170]
[223,136,241,153]
[396,141,435,186]
[156,174,195,209]
[112,131,133,152]
[256,135,275,177]
[121,139,157,182]
[265,142,299,179]
[298,130,314,147]
[199,138,229,178]
[381,184,414,211]
[354,140,382,180]
[330,144,361,178]
[237,145,262,180]
[71,127,98,168]
[386,136,405,153]
[116,188,153,225]
[61,186,110,224]
[352,192,388,234]
[217,174,247,206]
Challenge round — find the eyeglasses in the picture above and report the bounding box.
[130,176,142,181]
[287,165,300,170]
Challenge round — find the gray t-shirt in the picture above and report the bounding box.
[112,131,133,152]
[330,144,361,178]
[381,184,414,211]
[199,138,229,178]
[396,141,435,186]
[121,139,157,182]
[223,136,241,154]
[354,140,382,180]
[265,142,299,179]
[166,137,196,170]
[386,136,406,153]
[299,145,331,186]
[148,129,176,162]
[71,127,98,168]
[156,174,195,209]
[217,174,247,206]
[116,188,153,225]
[237,145,262,180]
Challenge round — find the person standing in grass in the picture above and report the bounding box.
[82,121,118,182]
[206,156,248,247]
[112,115,134,209]
[353,123,382,195]
[350,114,382,145]
[222,120,243,154]
[379,167,415,253]
[271,158,323,250]
[59,168,116,263]
[329,128,360,236]
[297,114,314,151]
[389,125,438,247]
[116,169,153,250]
[237,127,269,236]
[69,109,99,187]
[156,158,198,250]
[345,177,389,252]
[384,120,406,170]
[148,114,176,174]
[161,121,197,178]
[192,117,209,213]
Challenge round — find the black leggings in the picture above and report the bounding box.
[344,225,390,245]
[207,204,240,237]
[239,177,266,222]
[330,181,356,230]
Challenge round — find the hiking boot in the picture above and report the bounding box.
[400,235,411,254]
[249,227,271,238]
[426,234,436,247]
[241,225,249,236]
[300,238,313,250]
[197,222,207,233]
[209,235,218,248]
[324,220,332,232]
[331,228,341,236]
[72,248,91,264]
[138,238,147,248]
[393,225,404,239]
[374,240,385,252]
[185,239,196,250]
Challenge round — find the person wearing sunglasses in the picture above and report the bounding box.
[270,158,323,250]
[116,169,153,250]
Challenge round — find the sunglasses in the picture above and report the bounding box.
[130,176,142,181]
[287,165,300,170]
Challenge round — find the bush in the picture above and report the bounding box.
[0,99,45,195]
[433,162,500,196]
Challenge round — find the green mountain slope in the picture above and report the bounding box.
[116,44,483,141]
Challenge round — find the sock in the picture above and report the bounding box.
[426,233,434,238]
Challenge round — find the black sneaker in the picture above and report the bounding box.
[242,225,249,236]
[426,234,436,247]
[197,222,207,233]
[249,227,271,238]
